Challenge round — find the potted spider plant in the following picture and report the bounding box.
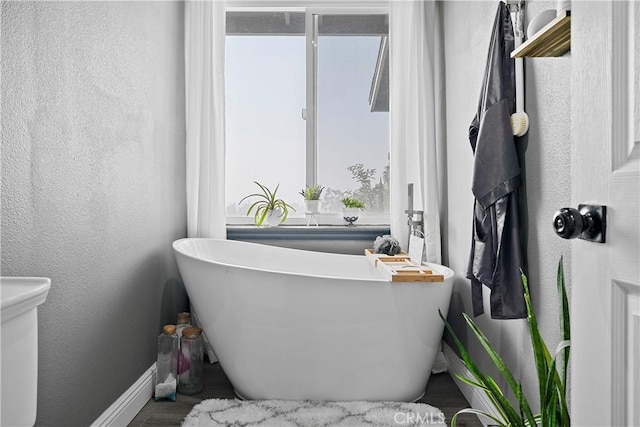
[239,181,295,227]
[341,196,365,226]
[299,184,324,214]
[440,258,571,427]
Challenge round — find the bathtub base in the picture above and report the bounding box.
[233,388,427,404]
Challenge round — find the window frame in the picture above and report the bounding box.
[225,2,390,226]
[303,6,389,188]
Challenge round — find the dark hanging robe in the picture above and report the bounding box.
[467,3,527,319]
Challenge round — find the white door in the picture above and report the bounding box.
[570,1,640,425]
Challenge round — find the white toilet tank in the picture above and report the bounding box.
[1,277,51,427]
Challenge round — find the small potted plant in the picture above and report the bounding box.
[299,184,324,214]
[240,181,295,227]
[341,196,365,226]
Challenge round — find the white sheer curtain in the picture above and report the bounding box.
[185,0,226,240]
[185,0,226,363]
[389,0,442,264]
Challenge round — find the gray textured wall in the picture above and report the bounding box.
[441,0,572,411]
[0,0,575,423]
[1,2,187,425]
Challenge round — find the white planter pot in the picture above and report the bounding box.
[341,207,361,226]
[264,209,283,227]
[304,199,320,214]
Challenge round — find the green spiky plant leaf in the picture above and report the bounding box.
[440,257,570,427]
[239,182,295,227]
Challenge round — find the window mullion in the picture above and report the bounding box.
[305,10,317,187]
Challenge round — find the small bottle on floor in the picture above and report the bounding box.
[176,312,192,347]
[154,325,178,401]
[178,327,204,395]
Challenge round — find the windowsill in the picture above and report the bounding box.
[227,224,390,241]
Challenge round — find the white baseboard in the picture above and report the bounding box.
[91,362,156,427]
[442,342,500,427]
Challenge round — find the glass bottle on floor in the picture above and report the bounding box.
[176,312,191,347]
[154,325,178,401]
[178,327,204,395]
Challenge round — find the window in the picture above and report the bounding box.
[225,8,389,224]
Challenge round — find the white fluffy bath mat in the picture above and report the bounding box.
[182,398,446,427]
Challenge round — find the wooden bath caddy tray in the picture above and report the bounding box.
[364,249,444,283]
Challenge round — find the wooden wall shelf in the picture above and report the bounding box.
[512,10,571,58]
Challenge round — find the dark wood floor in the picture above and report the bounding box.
[129,359,482,426]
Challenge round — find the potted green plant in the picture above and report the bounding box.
[341,196,365,226]
[299,184,324,214]
[239,181,295,227]
[440,258,570,427]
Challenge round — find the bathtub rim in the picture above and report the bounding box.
[172,237,454,283]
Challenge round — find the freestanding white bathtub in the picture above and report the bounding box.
[172,238,453,402]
